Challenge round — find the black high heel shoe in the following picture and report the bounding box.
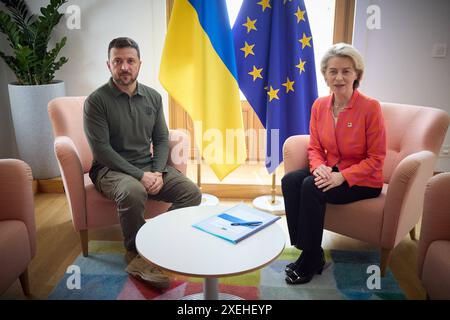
[285,258,325,285]
[285,248,324,275]
[284,256,303,274]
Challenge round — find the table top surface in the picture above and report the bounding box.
[136,205,286,278]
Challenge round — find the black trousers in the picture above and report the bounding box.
[281,167,382,252]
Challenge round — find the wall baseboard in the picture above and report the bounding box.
[34,177,282,199]
[32,180,38,195]
[34,177,64,194]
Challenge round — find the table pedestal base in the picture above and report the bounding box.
[180,278,243,300]
[180,293,243,300]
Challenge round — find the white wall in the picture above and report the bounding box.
[353,0,450,171]
[0,0,167,158]
[305,0,335,97]
[0,69,15,158]
[0,37,18,158]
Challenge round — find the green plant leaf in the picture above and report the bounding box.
[0,0,68,85]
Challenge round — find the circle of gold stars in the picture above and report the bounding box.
[239,0,312,104]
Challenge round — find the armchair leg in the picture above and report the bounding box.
[409,227,416,241]
[80,230,88,257]
[19,268,31,296]
[380,248,393,277]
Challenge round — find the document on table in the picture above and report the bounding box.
[192,203,281,244]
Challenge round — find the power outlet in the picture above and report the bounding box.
[432,43,447,58]
[441,145,450,158]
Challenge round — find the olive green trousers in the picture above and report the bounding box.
[94,165,202,251]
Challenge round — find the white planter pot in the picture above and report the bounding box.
[8,81,65,179]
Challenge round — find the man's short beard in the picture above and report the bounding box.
[113,73,137,87]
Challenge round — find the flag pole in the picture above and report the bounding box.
[270,172,277,204]
[197,162,202,190]
[197,155,219,206]
[252,168,285,215]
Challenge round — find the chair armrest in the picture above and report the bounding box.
[282,135,310,174]
[417,172,450,277]
[0,159,36,257]
[381,150,436,248]
[168,129,189,175]
[54,136,87,230]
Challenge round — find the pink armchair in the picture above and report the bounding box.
[0,159,36,296]
[418,173,450,299]
[283,102,450,276]
[48,97,190,256]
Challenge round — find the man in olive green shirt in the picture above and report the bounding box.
[84,37,201,288]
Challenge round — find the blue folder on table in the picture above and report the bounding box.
[192,203,281,244]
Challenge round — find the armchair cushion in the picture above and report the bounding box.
[0,159,36,295]
[418,172,450,299]
[421,241,450,299]
[324,186,387,245]
[0,221,31,294]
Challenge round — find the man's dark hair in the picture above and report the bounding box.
[108,37,140,59]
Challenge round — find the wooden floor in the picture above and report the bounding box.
[1,193,427,300]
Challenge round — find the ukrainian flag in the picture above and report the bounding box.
[159,0,247,180]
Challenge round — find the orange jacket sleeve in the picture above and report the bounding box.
[340,101,386,187]
[307,98,326,173]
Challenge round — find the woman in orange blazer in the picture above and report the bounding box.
[282,43,386,285]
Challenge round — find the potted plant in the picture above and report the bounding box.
[0,0,68,179]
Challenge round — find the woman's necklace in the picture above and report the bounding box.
[333,102,346,117]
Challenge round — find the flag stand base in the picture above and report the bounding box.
[252,172,285,215]
[252,195,285,215]
[200,193,220,206]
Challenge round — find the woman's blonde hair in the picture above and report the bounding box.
[320,43,364,89]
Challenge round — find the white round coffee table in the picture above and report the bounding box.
[136,205,285,300]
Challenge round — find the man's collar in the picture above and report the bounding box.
[136,82,144,96]
[108,77,143,97]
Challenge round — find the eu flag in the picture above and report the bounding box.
[232,0,318,173]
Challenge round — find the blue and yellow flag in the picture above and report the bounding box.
[232,0,318,173]
[159,0,247,180]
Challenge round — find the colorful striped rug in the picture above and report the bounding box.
[48,241,405,300]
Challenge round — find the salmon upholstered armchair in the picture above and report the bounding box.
[283,103,450,276]
[418,173,450,299]
[48,97,190,256]
[0,159,36,296]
